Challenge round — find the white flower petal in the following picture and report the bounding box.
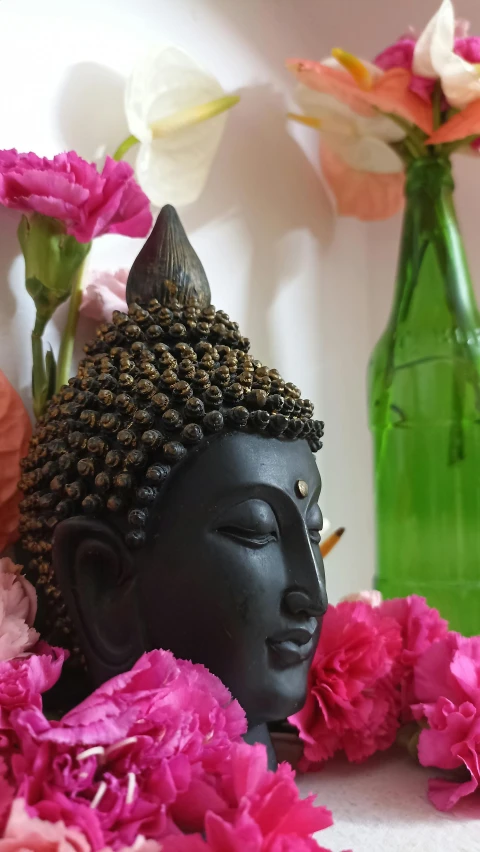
[295,86,404,142]
[354,113,405,144]
[295,87,357,136]
[296,85,355,122]
[440,60,480,108]
[125,46,224,143]
[328,134,404,174]
[135,113,227,208]
[413,0,455,79]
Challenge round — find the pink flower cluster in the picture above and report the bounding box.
[289,595,449,769]
[0,150,152,243]
[413,632,480,812]
[375,34,480,103]
[1,649,334,852]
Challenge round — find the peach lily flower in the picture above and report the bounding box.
[287,51,433,135]
[287,55,409,219]
[414,0,480,110]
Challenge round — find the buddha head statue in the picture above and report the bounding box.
[18,206,327,761]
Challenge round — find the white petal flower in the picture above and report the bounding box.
[292,85,404,174]
[413,0,480,109]
[125,46,238,207]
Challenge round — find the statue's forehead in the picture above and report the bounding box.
[165,432,321,503]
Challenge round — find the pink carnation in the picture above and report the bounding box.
[80,270,128,323]
[0,150,152,243]
[164,742,334,852]
[380,595,448,718]
[9,650,246,849]
[0,799,90,852]
[0,558,39,662]
[375,34,480,105]
[412,633,480,811]
[289,601,402,768]
[374,38,435,102]
[0,644,65,720]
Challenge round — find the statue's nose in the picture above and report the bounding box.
[283,561,328,619]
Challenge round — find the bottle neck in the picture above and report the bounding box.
[388,157,479,333]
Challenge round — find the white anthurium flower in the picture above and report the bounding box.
[291,84,405,174]
[413,0,480,109]
[124,46,239,207]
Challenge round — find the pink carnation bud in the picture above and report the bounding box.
[80,269,129,323]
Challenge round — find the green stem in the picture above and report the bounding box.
[31,315,47,419]
[383,112,429,158]
[55,257,89,392]
[113,135,139,161]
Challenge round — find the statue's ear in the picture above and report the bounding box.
[52,517,144,685]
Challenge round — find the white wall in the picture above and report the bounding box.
[1,0,480,603]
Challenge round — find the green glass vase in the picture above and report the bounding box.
[368,157,480,634]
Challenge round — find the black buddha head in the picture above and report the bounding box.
[18,206,327,737]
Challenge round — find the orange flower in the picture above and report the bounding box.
[287,57,433,135]
[0,372,31,553]
[428,99,480,146]
[320,143,405,221]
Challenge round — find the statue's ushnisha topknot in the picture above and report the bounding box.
[126,204,211,309]
[18,206,324,663]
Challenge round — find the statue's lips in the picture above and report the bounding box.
[267,627,317,668]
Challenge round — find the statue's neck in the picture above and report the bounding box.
[243,723,277,770]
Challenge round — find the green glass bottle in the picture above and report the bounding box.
[368,157,480,634]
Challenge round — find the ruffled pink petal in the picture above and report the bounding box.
[428,775,479,811]
[320,143,405,221]
[0,150,152,243]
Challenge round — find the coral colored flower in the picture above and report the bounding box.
[289,601,402,768]
[0,150,152,243]
[287,59,433,134]
[125,46,239,208]
[413,0,480,109]
[0,370,31,553]
[428,96,480,145]
[290,74,405,220]
[412,632,480,810]
[319,145,404,220]
[380,595,448,717]
[0,798,90,852]
[80,270,128,323]
[0,558,39,661]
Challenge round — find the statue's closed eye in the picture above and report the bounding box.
[216,500,278,549]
